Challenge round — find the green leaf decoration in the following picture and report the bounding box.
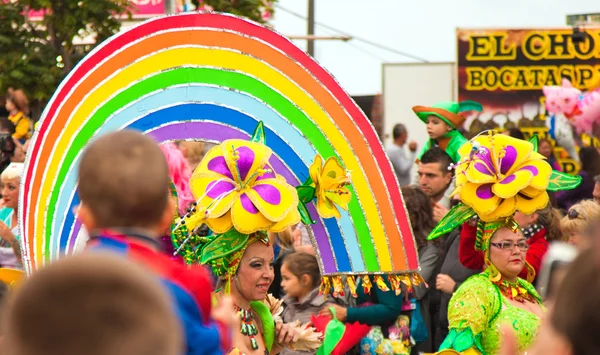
[547,170,582,192]
[298,201,316,225]
[427,203,476,240]
[303,176,314,186]
[250,121,266,144]
[529,135,539,152]
[200,229,249,264]
[296,185,316,204]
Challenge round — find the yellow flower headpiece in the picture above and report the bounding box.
[428,133,581,241]
[170,122,352,280]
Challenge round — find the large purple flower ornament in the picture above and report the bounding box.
[188,140,300,234]
[454,133,552,222]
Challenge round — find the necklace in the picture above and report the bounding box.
[494,278,537,304]
[235,305,259,350]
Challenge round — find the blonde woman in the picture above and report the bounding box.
[560,199,600,250]
[0,163,24,268]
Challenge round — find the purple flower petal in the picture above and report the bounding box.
[475,147,495,174]
[476,183,494,199]
[206,180,236,198]
[236,146,256,181]
[519,165,539,176]
[240,193,259,214]
[252,184,281,205]
[207,156,234,180]
[500,146,517,175]
[500,174,516,184]
[256,164,276,181]
[474,162,494,176]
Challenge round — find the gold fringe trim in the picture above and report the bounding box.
[319,273,425,298]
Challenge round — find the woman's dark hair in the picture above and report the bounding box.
[536,203,564,242]
[283,252,321,289]
[552,248,600,355]
[401,185,437,251]
[579,147,600,177]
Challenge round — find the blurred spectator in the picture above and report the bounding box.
[593,175,600,205]
[402,185,442,353]
[502,127,525,140]
[387,123,417,187]
[5,89,33,143]
[178,141,207,170]
[556,147,600,211]
[538,138,561,171]
[1,254,182,355]
[561,200,600,250]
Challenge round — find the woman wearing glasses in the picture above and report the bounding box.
[458,204,563,284]
[424,133,579,355]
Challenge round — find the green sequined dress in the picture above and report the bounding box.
[439,272,543,355]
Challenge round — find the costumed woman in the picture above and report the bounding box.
[175,129,323,355]
[458,203,563,283]
[426,133,580,355]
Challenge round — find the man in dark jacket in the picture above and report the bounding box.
[433,227,479,349]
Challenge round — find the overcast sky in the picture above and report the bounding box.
[271,0,600,95]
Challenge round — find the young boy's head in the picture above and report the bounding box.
[425,115,453,140]
[2,253,181,355]
[413,101,482,140]
[77,130,174,235]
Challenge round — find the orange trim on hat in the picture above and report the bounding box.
[412,106,466,128]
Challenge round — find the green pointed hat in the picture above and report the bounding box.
[412,100,483,129]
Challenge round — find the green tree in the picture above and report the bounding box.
[191,0,277,23]
[0,0,132,118]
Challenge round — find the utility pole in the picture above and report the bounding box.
[307,0,315,56]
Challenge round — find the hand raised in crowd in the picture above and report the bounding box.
[292,228,316,255]
[318,303,347,322]
[0,221,16,244]
[433,203,449,222]
[275,321,300,345]
[436,274,456,294]
[408,140,418,152]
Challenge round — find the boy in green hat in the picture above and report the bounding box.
[412,101,482,163]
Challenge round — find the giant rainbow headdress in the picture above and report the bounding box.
[19,12,419,295]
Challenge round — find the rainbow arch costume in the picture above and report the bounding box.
[20,12,421,296]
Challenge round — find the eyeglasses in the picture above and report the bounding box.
[490,241,529,251]
[567,208,585,220]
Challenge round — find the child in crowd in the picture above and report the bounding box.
[412,101,482,163]
[76,130,231,355]
[4,89,33,143]
[1,254,181,355]
[280,252,333,355]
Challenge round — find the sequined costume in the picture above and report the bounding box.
[425,133,580,355]
[440,270,542,354]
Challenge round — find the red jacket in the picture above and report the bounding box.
[458,222,549,280]
[88,230,230,355]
